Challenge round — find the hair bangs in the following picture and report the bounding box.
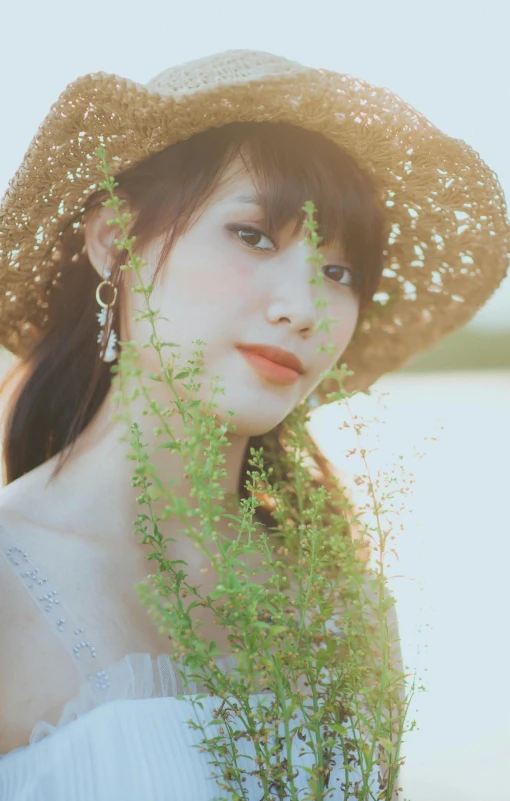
[209,122,386,305]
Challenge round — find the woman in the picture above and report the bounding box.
[0,49,507,800]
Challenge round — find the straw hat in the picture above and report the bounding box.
[1,49,509,398]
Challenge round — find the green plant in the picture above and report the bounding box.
[94,145,416,800]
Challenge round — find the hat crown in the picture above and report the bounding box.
[145,49,308,97]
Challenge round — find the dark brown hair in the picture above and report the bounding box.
[1,121,386,555]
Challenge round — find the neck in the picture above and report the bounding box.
[3,383,250,549]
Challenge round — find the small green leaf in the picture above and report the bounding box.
[155,442,181,452]
[378,737,394,755]
[330,723,348,736]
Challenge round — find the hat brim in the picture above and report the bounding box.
[1,50,509,397]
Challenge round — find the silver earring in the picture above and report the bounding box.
[307,393,320,409]
[96,269,118,363]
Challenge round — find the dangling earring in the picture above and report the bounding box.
[96,268,118,363]
[307,393,320,409]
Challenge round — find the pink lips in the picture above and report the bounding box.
[237,348,302,385]
[236,344,304,374]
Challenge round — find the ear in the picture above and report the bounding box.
[83,203,125,278]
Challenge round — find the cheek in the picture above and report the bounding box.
[164,256,250,312]
[331,297,360,350]
[194,269,247,305]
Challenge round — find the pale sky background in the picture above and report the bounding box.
[1,2,509,799]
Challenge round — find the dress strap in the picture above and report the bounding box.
[0,520,112,697]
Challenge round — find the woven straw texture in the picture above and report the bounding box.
[1,49,509,397]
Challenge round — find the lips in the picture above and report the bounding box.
[236,344,305,374]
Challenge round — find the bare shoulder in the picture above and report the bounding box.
[0,505,81,754]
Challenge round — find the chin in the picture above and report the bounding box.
[211,406,284,438]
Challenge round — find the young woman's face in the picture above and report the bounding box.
[97,156,361,437]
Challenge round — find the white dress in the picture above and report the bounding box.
[0,520,404,800]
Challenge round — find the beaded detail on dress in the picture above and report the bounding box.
[1,524,112,695]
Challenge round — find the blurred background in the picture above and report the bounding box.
[0,1,508,798]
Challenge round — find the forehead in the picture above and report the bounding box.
[211,156,259,207]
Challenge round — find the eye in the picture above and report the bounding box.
[228,224,356,289]
[322,264,356,288]
[227,224,276,252]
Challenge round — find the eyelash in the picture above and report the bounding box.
[227,224,355,289]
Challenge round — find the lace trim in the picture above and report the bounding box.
[28,650,236,745]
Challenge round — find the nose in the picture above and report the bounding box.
[266,244,323,334]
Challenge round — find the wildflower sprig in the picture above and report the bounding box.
[94,146,414,800]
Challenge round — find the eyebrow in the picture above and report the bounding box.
[219,192,262,207]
